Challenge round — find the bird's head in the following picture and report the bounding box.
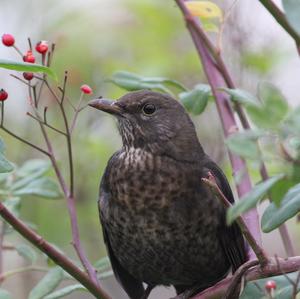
[89,90,204,162]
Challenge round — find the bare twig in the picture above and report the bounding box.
[202,174,268,266]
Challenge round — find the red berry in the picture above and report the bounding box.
[35,40,48,54]
[23,72,34,81]
[2,34,15,47]
[23,50,35,63]
[80,84,93,94]
[265,280,277,291]
[0,89,8,101]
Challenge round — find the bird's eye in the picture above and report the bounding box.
[142,103,156,115]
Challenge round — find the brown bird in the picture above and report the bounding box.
[89,90,247,299]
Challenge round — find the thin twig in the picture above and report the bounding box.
[26,112,66,136]
[202,174,268,266]
[70,93,84,134]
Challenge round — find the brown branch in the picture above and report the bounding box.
[192,256,300,299]
[0,201,111,299]
[202,175,268,266]
[175,0,295,258]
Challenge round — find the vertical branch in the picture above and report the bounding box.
[175,0,295,257]
[176,0,262,258]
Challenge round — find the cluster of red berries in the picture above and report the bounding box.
[2,34,49,82]
[1,33,93,99]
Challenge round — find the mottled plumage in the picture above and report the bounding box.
[89,90,247,299]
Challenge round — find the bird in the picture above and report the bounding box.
[88,90,247,299]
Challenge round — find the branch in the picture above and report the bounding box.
[202,175,268,266]
[0,201,111,299]
[191,256,300,299]
[258,0,300,55]
[175,0,261,258]
[175,0,295,257]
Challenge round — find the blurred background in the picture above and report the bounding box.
[0,0,299,298]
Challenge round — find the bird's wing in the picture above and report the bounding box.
[98,154,145,299]
[203,159,247,272]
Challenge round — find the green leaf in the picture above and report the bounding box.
[3,197,21,217]
[240,271,300,299]
[179,84,211,115]
[0,289,13,299]
[0,59,57,81]
[0,153,14,173]
[247,83,289,129]
[0,139,5,153]
[11,160,51,191]
[261,182,300,232]
[16,244,37,264]
[220,88,261,107]
[94,256,111,272]
[12,177,62,199]
[225,130,265,160]
[110,71,186,94]
[282,0,300,35]
[227,174,285,224]
[44,284,87,299]
[28,267,64,299]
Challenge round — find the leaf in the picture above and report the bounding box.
[240,271,300,299]
[261,182,300,232]
[220,88,261,107]
[12,160,51,191]
[179,84,211,115]
[0,59,57,81]
[247,83,289,129]
[94,256,111,272]
[0,139,5,153]
[185,1,223,19]
[225,130,265,160]
[0,289,13,299]
[110,71,186,94]
[227,174,285,225]
[0,153,14,173]
[16,244,37,264]
[3,197,21,217]
[282,0,300,35]
[12,177,62,199]
[44,284,87,299]
[28,267,64,299]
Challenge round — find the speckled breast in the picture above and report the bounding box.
[100,148,230,286]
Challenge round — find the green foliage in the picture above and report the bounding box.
[179,84,211,115]
[28,267,64,299]
[109,71,186,95]
[261,182,300,232]
[282,0,300,35]
[221,88,260,107]
[0,138,14,173]
[44,284,87,299]
[16,244,37,264]
[0,290,12,299]
[0,59,57,81]
[225,130,264,160]
[227,174,285,224]
[241,271,300,298]
[246,83,289,129]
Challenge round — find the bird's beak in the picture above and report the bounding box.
[88,98,123,116]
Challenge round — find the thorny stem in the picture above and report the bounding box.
[202,175,268,266]
[175,0,295,258]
